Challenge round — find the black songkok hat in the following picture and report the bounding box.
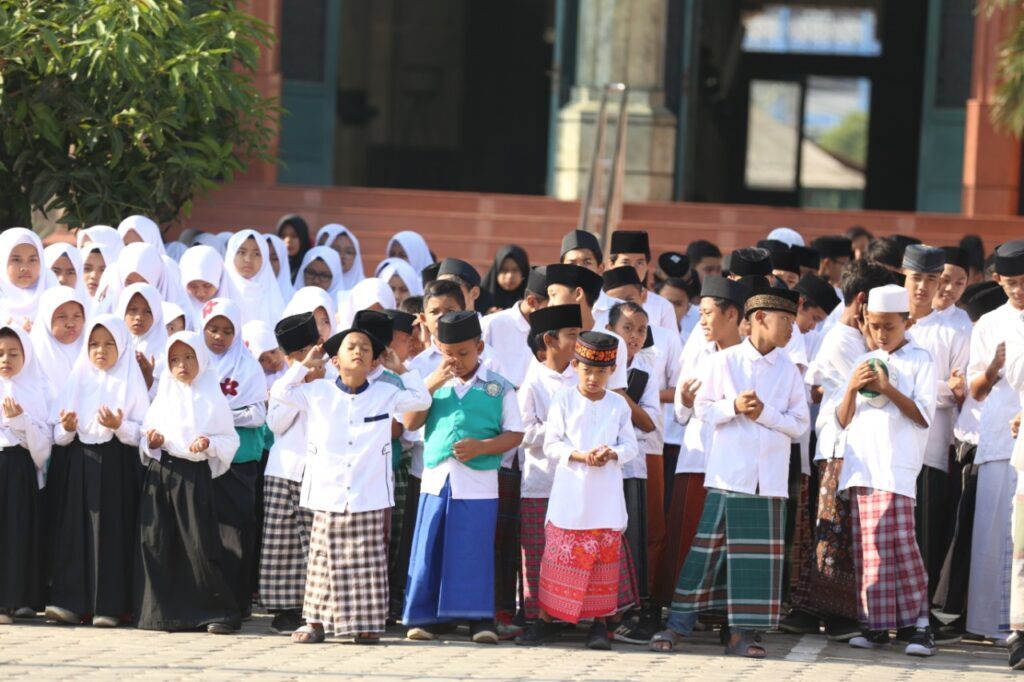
[274,312,319,354]
[699,275,750,307]
[901,244,946,274]
[436,310,482,344]
[602,266,643,293]
[941,246,970,273]
[812,235,854,260]
[686,239,721,264]
[421,262,441,287]
[354,309,393,348]
[545,263,604,302]
[794,273,841,314]
[791,244,820,270]
[769,249,800,275]
[960,281,1007,322]
[383,309,415,336]
[610,230,650,257]
[658,252,690,278]
[437,257,481,287]
[756,239,790,255]
[744,284,800,317]
[995,240,1024,277]
[574,331,618,367]
[528,304,583,338]
[526,266,548,297]
[728,247,772,277]
[323,319,387,359]
[560,229,603,261]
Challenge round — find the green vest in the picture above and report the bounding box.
[423,370,512,471]
[233,425,265,464]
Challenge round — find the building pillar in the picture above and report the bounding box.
[239,0,282,185]
[962,3,1021,216]
[553,0,677,202]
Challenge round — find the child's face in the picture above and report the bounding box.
[7,243,40,289]
[693,257,722,280]
[497,257,523,292]
[610,253,648,282]
[998,273,1024,311]
[313,307,332,342]
[408,321,425,358]
[51,254,77,288]
[124,272,147,286]
[562,248,601,273]
[165,316,186,335]
[304,258,333,291]
[660,284,689,325]
[772,270,799,289]
[389,241,408,260]
[866,311,911,352]
[545,327,581,368]
[258,348,286,374]
[204,315,235,355]
[438,338,483,379]
[266,239,281,275]
[934,264,968,311]
[168,341,199,385]
[437,274,478,309]
[390,330,411,362]
[51,301,85,345]
[88,324,119,371]
[389,275,411,306]
[903,270,940,311]
[281,224,301,256]
[83,251,106,297]
[795,300,826,334]
[0,335,25,378]
[421,294,462,339]
[752,310,794,349]
[609,309,648,360]
[331,233,357,273]
[606,284,643,304]
[699,297,736,343]
[822,256,850,285]
[572,359,612,396]
[124,293,154,337]
[122,229,143,245]
[233,236,263,279]
[331,331,374,374]
[545,284,581,307]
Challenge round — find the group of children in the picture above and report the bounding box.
[0,215,1022,667]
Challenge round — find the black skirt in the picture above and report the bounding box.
[0,445,42,610]
[134,455,240,631]
[42,443,71,602]
[49,438,140,617]
[213,460,259,618]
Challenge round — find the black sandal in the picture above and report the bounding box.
[649,628,684,652]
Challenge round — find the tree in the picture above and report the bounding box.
[988,0,1024,135]
[817,111,868,169]
[0,0,278,228]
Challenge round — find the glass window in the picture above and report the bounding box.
[800,76,869,208]
[742,4,882,56]
[745,80,802,191]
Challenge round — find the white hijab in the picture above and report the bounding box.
[0,324,51,469]
[242,320,283,392]
[80,242,116,308]
[222,230,285,326]
[386,230,433,274]
[44,243,90,304]
[283,285,338,326]
[165,241,187,263]
[0,228,59,323]
[77,225,123,258]
[142,331,238,477]
[95,242,188,314]
[376,257,424,298]
[200,297,267,410]
[316,223,364,291]
[54,315,150,445]
[335,277,396,330]
[294,246,345,298]
[179,244,226,319]
[162,301,190,333]
[30,285,88,405]
[117,215,165,254]
[264,234,294,302]
[192,232,226,256]
[116,283,168,367]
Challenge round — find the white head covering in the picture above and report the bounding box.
[77,225,123,258]
[30,285,88,405]
[375,257,424,298]
[242,320,283,392]
[143,331,237,477]
[95,242,189,314]
[294,246,344,298]
[179,244,226,319]
[386,230,433,274]
[283,286,338,331]
[53,315,150,445]
[192,232,226,256]
[117,215,165,254]
[264,234,294,301]
[315,224,364,291]
[335,277,396,330]
[80,242,116,307]
[216,231,233,252]
[116,283,168,367]
[867,284,910,314]
[0,227,60,324]
[162,301,189,332]
[44,242,90,303]
[200,297,267,410]
[165,241,187,263]
[221,230,286,326]
[0,323,51,470]
[766,227,805,247]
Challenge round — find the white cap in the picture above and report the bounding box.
[767,227,804,247]
[867,284,909,314]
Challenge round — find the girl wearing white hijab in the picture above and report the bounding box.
[44,243,90,304]
[376,257,424,306]
[46,315,150,627]
[162,301,189,335]
[77,225,123,259]
[242,320,286,392]
[135,331,241,633]
[315,223,364,291]
[179,244,226,321]
[293,246,344,299]
[386,230,433,274]
[117,215,165,254]
[199,297,267,619]
[222,230,286,327]
[193,232,226,256]
[81,242,115,304]
[283,286,337,344]
[335,277,396,330]
[116,283,167,392]
[0,323,52,624]
[264,234,295,302]
[94,242,188,315]
[0,227,59,325]
[30,286,88,406]
[165,241,187,263]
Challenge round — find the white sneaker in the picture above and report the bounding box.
[0,612,13,625]
[44,605,80,624]
[93,615,119,628]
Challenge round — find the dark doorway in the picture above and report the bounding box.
[334,0,554,194]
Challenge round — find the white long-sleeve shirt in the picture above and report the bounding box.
[274,364,431,513]
[2,411,52,481]
[481,303,532,388]
[517,359,576,498]
[695,338,810,498]
[265,369,310,483]
[623,355,662,478]
[544,386,638,531]
[638,324,683,447]
[673,334,718,474]
[807,322,866,461]
[54,419,141,449]
[968,302,1024,465]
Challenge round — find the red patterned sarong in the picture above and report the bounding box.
[539,523,621,623]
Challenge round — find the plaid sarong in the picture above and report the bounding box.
[258,476,313,611]
[520,497,549,620]
[494,466,521,614]
[670,489,786,629]
[849,488,929,630]
[652,473,706,605]
[303,509,388,636]
[539,523,621,623]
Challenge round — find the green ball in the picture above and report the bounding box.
[858,358,889,399]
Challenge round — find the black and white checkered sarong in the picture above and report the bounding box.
[258,476,313,611]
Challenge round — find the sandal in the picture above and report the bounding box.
[292,624,326,644]
[355,632,380,645]
[724,629,766,659]
[648,628,685,653]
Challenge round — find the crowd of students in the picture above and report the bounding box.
[0,215,1022,667]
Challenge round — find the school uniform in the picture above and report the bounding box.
[642,290,678,332]
[481,303,533,388]
[839,340,937,631]
[1002,332,1024,633]
[540,385,638,623]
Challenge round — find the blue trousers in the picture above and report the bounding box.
[402,480,497,625]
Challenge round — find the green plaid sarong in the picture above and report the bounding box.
[670,489,786,629]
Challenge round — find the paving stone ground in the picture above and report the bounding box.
[0,613,1016,681]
